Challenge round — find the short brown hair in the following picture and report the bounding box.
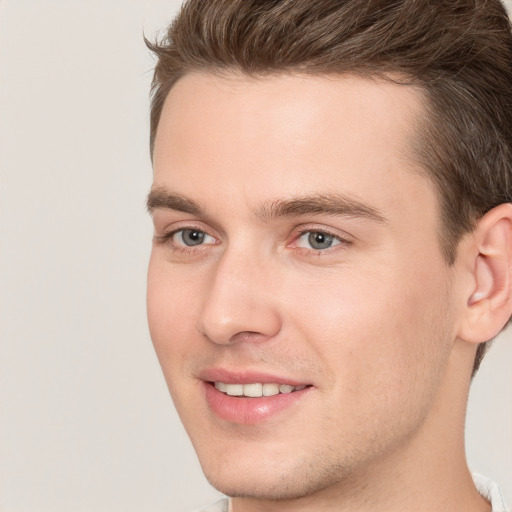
[146,0,512,374]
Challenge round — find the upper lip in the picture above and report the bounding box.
[198,367,311,387]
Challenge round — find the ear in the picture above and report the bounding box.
[457,203,512,344]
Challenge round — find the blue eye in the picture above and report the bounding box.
[297,231,342,250]
[173,229,216,247]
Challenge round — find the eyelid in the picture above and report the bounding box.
[153,221,219,247]
[296,231,341,249]
[152,220,353,254]
[175,228,216,246]
[151,209,224,236]
[288,224,353,251]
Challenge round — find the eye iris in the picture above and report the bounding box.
[308,231,334,250]
[182,229,205,246]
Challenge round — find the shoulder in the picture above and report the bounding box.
[473,473,511,512]
[194,498,230,512]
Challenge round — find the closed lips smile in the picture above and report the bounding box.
[213,382,308,397]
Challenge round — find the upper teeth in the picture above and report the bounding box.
[214,382,306,397]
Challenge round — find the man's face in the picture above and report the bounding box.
[147,73,460,500]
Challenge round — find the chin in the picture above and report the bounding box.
[204,471,314,501]
[199,450,350,502]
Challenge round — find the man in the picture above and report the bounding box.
[145,1,512,511]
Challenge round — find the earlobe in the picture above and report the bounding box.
[458,203,512,344]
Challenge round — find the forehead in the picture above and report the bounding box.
[154,71,424,163]
[152,71,436,231]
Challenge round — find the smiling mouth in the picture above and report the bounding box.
[213,382,309,397]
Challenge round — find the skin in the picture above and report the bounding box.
[147,72,506,511]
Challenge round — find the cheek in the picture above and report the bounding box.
[284,264,454,452]
[147,259,198,372]
[147,261,206,426]
[286,260,453,395]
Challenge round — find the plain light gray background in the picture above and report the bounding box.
[0,1,511,511]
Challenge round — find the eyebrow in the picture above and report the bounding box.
[146,188,387,224]
[257,194,387,223]
[146,188,202,215]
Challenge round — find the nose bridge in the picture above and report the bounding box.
[198,243,281,344]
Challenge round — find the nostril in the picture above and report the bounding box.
[228,331,267,344]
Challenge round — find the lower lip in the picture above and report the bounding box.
[203,382,311,424]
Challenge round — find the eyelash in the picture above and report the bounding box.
[293,228,351,254]
[153,228,215,255]
[154,226,352,256]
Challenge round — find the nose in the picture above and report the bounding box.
[198,249,282,345]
